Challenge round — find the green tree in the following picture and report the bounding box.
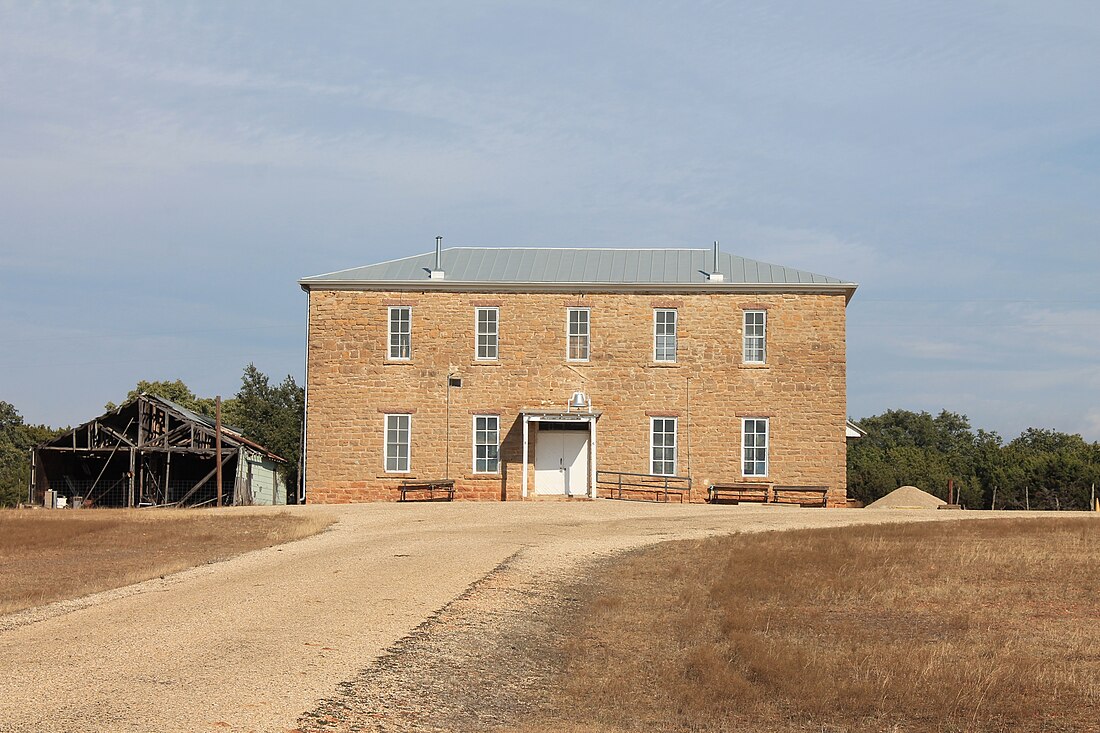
[105,379,222,417]
[849,409,1100,510]
[848,409,982,505]
[0,401,63,506]
[223,364,304,499]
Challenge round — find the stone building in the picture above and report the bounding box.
[299,244,857,504]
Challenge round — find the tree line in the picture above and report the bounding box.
[4,393,1097,509]
[0,364,303,506]
[848,409,1100,510]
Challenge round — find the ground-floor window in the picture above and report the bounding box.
[742,417,768,477]
[384,414,411,472]
[650,417,677,475]
[473,415,500,473]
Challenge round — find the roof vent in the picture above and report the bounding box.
[707,240,725,282]
[429,235,445,280]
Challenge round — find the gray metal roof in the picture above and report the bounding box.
[300,247,855,290]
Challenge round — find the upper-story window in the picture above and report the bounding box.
[654,309,677,362]
[567,308,590,361]
[384,413,411,472]
[388,306,411,360]
[743,310,766,363]
[651,417,677,475]
[742,417,769,477]
[475,307,499,360]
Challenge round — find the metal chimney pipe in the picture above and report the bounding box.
[435,236,443,271]
[713,240,719,275]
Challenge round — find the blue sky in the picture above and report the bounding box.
[2,1,1099,440]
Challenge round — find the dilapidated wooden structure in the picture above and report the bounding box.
[30,394,286,507]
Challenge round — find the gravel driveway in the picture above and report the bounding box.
[0,502,1018,732]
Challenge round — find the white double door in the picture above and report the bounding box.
[534,426,589,496]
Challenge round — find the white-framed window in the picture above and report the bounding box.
[742,418,769,477]
[654,309,677,362]
[472,415,500,473]
[384,413,411,472]
[388,306,411,360]
[567,308,590,361]
[475,307,499,360]
[650,417,677,476]
[743,310,766,363]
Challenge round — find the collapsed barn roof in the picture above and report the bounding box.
[31,393,286,508]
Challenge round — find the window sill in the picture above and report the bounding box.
[564,360,592,366]
[646,362,681,368]
[464,473,503,480]
[377,473,414,479]
[469,361,502,367]
[739,363,769,369]
[384,360,415,366]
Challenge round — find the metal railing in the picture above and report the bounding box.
[596,470,692,503]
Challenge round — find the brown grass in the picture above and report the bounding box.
[0,507,333,615]
[521,518,1100,733]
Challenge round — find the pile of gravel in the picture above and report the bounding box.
[866,485,947,510]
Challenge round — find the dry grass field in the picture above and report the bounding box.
[522,518,1099,733]
[0,507,333,615]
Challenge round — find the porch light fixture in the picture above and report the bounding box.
[568,391,590,411]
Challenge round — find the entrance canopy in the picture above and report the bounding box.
[520,409,602,499]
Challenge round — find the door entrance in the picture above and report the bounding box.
[534,424,589,496]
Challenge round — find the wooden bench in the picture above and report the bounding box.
[399,479,456,502]
[771,485,829,508]
[707,483,771,504]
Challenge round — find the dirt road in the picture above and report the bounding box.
[0,502,1021,732]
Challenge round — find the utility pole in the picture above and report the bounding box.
[215,396,223,508]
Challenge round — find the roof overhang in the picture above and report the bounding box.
[520,409,602,420]
[300,279,859,303]
[846,420,867,439]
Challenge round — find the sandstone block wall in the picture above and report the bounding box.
[304,289,848,504]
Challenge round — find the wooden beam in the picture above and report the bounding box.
[128,447,135,508]
[215,396,223,508]
[177,450,236,506]
[148,423,191,448]
[36,446,222,454]
[96,422,136,448]
[84,418,135,504]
